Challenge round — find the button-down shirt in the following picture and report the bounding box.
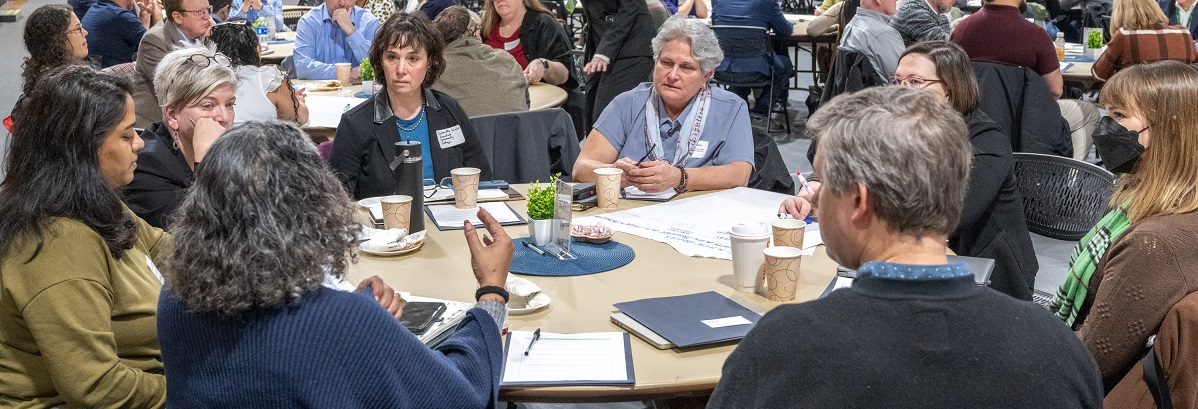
[856,261,974,280]
[1177,1,1196,28]
[81,0,146,68]
[229,0,288,32]
[294,4,379,80]
[839,8,904,77]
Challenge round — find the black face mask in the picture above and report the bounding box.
[1092,116,1146,174]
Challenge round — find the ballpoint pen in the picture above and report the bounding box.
[523,328,541,356]
[635,143,657,167]
[523,241,546,256]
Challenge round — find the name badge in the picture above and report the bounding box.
[146,256,164,284]
[436,125,466,149]
[690,141,709,159]
[503,39,520,51]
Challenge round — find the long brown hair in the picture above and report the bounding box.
[1111,0,1168,31]
[1100,60,1198,222]
[480,0,550,40]
[900,41,980,115]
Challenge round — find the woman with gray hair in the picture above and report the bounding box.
[124,47,236,228]
[573,17,755,194]
[157,121,512,406]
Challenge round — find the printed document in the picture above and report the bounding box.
[502,331,633,385]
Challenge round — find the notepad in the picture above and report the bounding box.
[501,331,635,386]
[622,186,679,202]
[424,202,527,230]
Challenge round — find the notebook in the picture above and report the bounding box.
[613,291,761,348]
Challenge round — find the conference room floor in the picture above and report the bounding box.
[0,0,1077,406]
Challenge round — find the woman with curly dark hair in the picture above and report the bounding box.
[158,121,512,406]
[210,19,309,125]
[330,12,492,200]
[16,4,90,115]
[0,66,164,407]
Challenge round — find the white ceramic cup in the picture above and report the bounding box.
[730,223,771,292]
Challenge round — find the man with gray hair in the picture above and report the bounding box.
[573,17,753,194]
[707,87,1103,408]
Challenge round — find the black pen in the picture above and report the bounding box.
[635,143,657,167]
[523,328,541,356]
[523,241,546,256]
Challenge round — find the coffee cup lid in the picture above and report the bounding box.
[730,222,770,237]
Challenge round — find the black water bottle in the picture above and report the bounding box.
[390,141,425,233]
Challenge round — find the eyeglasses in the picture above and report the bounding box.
[65,24,85,36]
[179,5,214,15]
[422,177,456,198]
[889,76,945,88]
[184,53,232,67]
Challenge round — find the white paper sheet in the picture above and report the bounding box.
[426,202,522,229]
[502,331,631,384]
[305,96,367,128]
[576,187,824,259]
[622,186,678,201]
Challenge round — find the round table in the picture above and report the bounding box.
[345,186,839,403]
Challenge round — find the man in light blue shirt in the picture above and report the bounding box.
[294,0,379,79]
[229,0,288,31]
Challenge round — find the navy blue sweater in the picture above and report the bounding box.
[158,287,503,408]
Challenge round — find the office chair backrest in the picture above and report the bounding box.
[1011,152,1115,240]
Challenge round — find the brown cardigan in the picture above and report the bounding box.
[1075,210,1198,390]
[1091,25,1198,81]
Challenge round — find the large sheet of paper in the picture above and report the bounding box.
[502,331,634,386]
[306,96,367,128]
[576,187,811,259]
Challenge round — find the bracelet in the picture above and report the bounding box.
[674,165,689,194]
[475,286,510,304]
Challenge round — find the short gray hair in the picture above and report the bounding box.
[154,47,237,114]
[809,86,972,237]
[651,17,725,73]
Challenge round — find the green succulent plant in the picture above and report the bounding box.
[526,174,561,220]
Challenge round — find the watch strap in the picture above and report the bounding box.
[475,285,510,303]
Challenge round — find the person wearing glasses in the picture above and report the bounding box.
[81,0,161,68]
[330,12,492,200]
[430,6,528,117]
[0,65,166,408]
[124,48,235,228]
[11,5,90,124]
[132,0,215,126]
[293,0,380,80]
[210,19,310,125]
[572,18,754,194]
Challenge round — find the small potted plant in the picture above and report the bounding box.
[360,58,375,96]
[526,174,559,246]
[1084,28,1104,60]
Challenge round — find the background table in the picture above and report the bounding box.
[260,31,295,66]
[344,187,839,402]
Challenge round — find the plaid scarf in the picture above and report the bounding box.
[1049,208,1132,327]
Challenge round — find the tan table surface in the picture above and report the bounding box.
[344,186,838,403]
[261,31,295,65]
[1061,51,1099,88]
[529,83,568,110]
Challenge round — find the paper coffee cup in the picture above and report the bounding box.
[762,246,803,301]
[380,195,413,231]
[594,168,623,209]
[772,219,807,248]
[335,62,351,87]
[730,223,771,292]
[451,167,482,209]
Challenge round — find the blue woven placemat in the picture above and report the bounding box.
[1063,55,1095,62]
[510,237,635,276]
[267,39,295,45]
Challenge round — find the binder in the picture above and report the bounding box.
[613,291,761,348]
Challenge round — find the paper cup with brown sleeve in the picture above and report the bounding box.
[762,246,803,301]
[451,167,482,209]
[380,195,413,231]
[771,219,807,248]
[594,168,624,209]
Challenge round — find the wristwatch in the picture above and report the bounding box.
[675,165,689,194]
[538,58,550,70]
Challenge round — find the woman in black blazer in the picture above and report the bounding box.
[330,12,492,200]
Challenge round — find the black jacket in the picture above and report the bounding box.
[516,10,580,92]
[330,87,493,200]
[815,48,886,115]
[583,0,655,61]
[123,121,193,229]
[972,61,1073,157]
[950,109,1039,301]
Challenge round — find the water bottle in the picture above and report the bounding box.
[255,18,268,45]
[390,141,425,233]
[1055,32,1066,61]
[264,9,276,39]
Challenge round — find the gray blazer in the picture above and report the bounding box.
[133,20,188,127]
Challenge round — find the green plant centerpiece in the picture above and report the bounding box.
[1086,29,1104,49]
[360,58,374,81]
[526,174,560,246]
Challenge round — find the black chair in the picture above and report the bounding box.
[1011,152,1116,241]
[469,108,581,183]
[710,25,791,134]
[748,126,795,195]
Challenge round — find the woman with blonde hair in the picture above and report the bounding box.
[1092,0,1196,80]
[1050,60,1198,390]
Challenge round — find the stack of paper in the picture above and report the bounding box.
[501,331,634,386]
